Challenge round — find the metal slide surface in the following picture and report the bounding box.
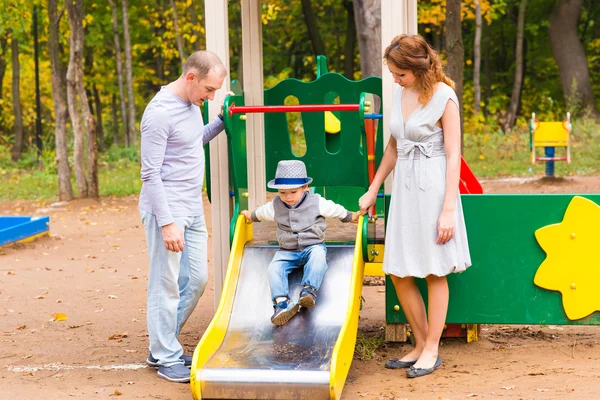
[200,245,354,400]
[199,244,355,399]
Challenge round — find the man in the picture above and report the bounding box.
[139,51,227,383]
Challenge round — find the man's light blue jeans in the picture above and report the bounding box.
[140,211,208,367]
[267,243,328,302]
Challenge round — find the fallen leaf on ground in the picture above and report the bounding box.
[108,295,118,299]
[69,324,83,329]
[21,354,32,359]
[7,271,15,275]
[17,324,27,330]
[501,386,515,390]
[112,389,122,396]
[108,332,128,340]
[52,313,68,321]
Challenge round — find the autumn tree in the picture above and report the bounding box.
[67,0,98,198]
[549,0,598,116]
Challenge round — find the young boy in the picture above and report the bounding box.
[242,160,359,326]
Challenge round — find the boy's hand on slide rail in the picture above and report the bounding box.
[241,210,253,224]
[351,212,360,223]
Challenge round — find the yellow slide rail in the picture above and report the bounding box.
[329,215,366,399]
[190,215,252,400]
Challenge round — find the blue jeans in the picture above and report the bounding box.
[140,211,208,366]
[268,244,328,302]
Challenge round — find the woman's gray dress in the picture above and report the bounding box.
[383,82,472,278]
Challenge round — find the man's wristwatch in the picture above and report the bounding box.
[217,113,224,121]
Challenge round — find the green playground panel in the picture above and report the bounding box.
[385,194,600,325]
[223,64,387,241]
[263,72,383,211]
[223,93,249,244]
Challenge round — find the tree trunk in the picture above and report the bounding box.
[301,0,326,57]
[352,0,381,78]
[67,0,88,197]
[169,0,185,65]
[0,37,8,103]
[505,0,528,130]
[108,0,128,146]
[84,50,105,153]
[48,0,73,201]
[342,0,356,79]
[549,0,598,115]
[188,2,202,51]
[445,0,464,149]
[122,0,137,145]
[111,93,119,145]
[11,36,24,162]
[82,74,99,198]
[473,0,482,115]
[93,85,105,152]
[483,18,492,117]
[74,3,98,197]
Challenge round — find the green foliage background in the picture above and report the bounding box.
[0,0,598,201]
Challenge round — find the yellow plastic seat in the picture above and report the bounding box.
[530,113,571,165]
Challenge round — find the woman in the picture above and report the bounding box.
[359,34,471,378]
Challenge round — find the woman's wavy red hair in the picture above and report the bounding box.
[384,34,454,104]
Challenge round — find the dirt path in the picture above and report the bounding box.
[1,176,599,399]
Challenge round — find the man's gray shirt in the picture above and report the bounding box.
[139,87,224,227]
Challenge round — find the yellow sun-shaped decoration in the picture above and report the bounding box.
[534,196,600,320]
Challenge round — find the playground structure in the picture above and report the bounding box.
[530,112,572,178]
[191,55,600,399]
[193,2,599,399]
[0,216,50,247]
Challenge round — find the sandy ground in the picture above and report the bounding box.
[1,175,600,400]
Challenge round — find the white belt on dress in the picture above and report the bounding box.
[397,139,446,191]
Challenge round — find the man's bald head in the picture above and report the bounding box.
[183,50,227,79]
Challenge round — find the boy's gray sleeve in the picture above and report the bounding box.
[318,197,353,222]
[140,105,173,226]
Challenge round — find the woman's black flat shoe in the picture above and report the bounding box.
[406,355,442,378]
[384,358,417,369]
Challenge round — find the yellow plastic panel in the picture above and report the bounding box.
[329,216,365,400]
[533,122,568,147]
[325,111,341,134]
[364,262,384,277]
[534,196,600,320]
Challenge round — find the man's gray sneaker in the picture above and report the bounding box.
[180,354,192,367]
[157,363,190,383]
[147,353,193,368]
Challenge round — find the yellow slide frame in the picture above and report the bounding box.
[190,215,366,399]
